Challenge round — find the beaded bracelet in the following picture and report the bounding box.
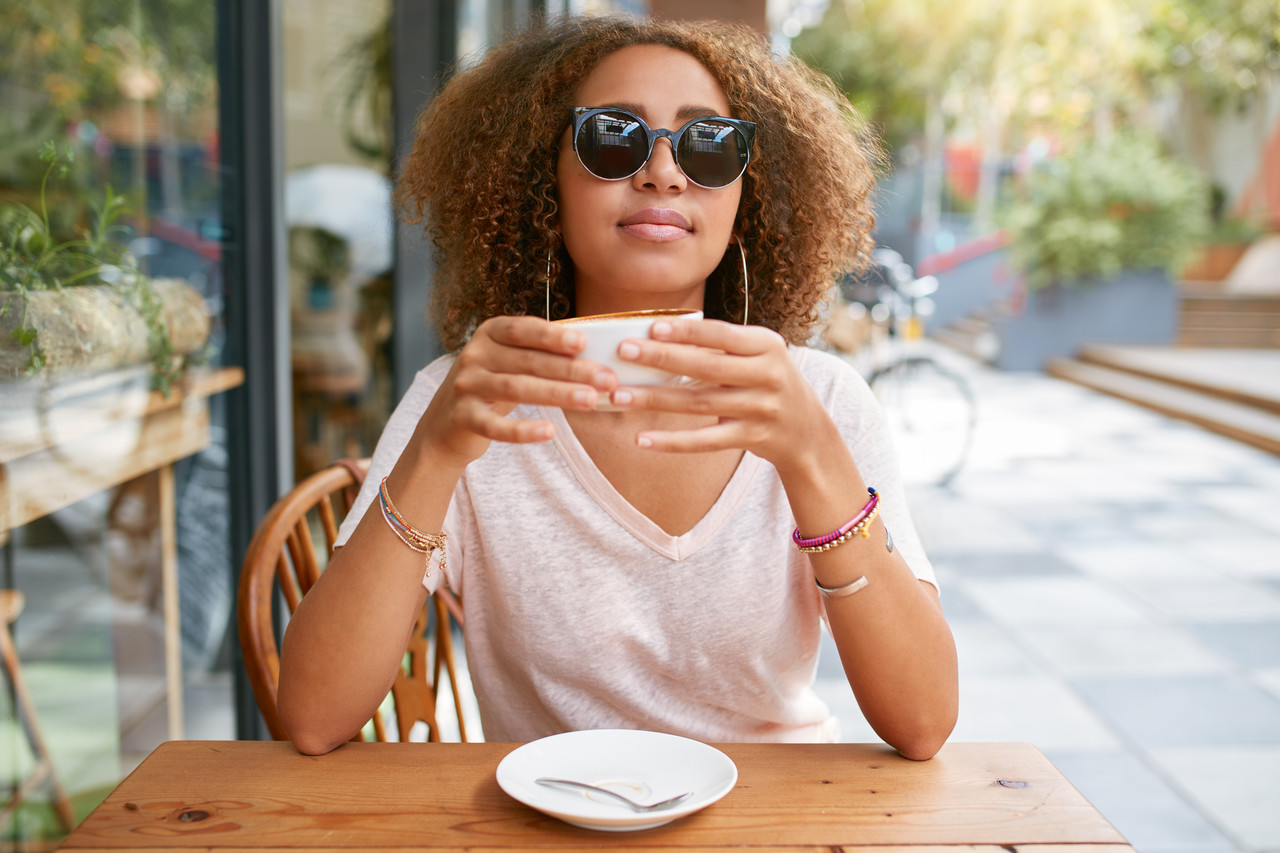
[793,487,879,552]
[796,502,881,553]
[378,477,447,577]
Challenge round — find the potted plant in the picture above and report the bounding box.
[0,142,209,394]
[1181,191,1263,283]
[995,133,1209,369]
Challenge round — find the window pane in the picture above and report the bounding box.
[0,3,235,843]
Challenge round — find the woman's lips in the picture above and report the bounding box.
[618,208,692,241]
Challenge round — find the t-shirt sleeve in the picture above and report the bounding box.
[799,348,938,591]
[333,355,460,594]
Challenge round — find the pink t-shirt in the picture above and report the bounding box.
[336,346,935,742]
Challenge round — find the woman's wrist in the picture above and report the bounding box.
[386,439,469,516]
[773,412,862,497]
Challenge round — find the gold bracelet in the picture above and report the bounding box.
[378,477,447,577]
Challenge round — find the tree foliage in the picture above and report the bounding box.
[793,0,1280,144]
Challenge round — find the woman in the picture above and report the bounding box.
[278,16,958,759]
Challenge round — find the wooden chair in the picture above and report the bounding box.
[238,459,469,742]
[1,589,77,834]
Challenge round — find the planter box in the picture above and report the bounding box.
[0,278,209,381]
[995,268,1179,371]
[1182,242,1250,282]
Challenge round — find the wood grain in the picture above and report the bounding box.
[62,741,1130,852]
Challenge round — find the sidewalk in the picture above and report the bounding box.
[814,349,1280,853]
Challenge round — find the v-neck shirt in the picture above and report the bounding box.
[544,403,763,560]
[337,346,935,743]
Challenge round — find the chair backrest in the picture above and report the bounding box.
[238,458,469,742]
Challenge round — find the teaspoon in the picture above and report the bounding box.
[535,777,692,812]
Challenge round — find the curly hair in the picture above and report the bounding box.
[398,16,882,350]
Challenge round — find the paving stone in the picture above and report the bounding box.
[1187,622,1280,670]
[1017,624,1229,678]
[932,579,988,622]
[1072,675,1280,748]
[1116,577,1280,623]
[951,621,1041,678]
[906,497,1045,554]
[962,575,1155,626]
[937,551,1081,577]
[1198,487,1280,535]
[952,674,1120,751]
[1254,669,1280,703]
[1186,538,1280,581]
[1148,745,1280,852]
[1060,541,1209,581]
[1132,514,1273,545]
[1046,749,1239,853]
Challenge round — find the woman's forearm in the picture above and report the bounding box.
[778,421,959,760]
[277,447,463,754]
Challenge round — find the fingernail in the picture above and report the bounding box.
[564,330,584,349]
[613,389,633,406]
[572,389,594,407]
[618,341,640,360]
[636,435,653,449]
[594,370,614,387]
[652,322,672,337]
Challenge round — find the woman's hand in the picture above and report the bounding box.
[606,318,830,476]
[414,315,618,466]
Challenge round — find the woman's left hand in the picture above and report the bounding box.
[608,318,831,475]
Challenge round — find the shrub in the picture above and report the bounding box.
[1001,134,1210,290]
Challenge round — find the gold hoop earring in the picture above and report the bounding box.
[545,251,552,322]
[738,242,749,326]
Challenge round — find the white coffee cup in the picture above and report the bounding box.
[557,308,702,408]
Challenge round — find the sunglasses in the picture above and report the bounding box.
[570,107,756,189]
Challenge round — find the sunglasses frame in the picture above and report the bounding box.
[570,106,757,189]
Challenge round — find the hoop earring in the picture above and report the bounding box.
[545,251,552,322]
[738,242,750,326]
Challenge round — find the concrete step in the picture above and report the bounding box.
[1047,357,1280,456]
[1076,345,1280,414]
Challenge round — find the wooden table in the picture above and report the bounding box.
[61,740,1131,852]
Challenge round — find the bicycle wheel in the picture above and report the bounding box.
[868,356,976,487]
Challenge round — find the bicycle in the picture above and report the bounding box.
[823,248,976,488]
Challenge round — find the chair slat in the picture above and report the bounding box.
[293,519,322,597]
[276,552,302,612]
[317,492,340,552]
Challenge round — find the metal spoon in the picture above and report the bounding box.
[535,777,692,812]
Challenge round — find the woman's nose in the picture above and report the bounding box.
[633,138,686,190]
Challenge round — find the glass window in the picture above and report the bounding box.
[1,3,236,844]
[283,0,395,481]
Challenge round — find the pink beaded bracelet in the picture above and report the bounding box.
[793,487,879,551]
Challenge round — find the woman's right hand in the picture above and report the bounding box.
[414,315,617,466]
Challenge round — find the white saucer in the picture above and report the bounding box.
[495,729,738,831]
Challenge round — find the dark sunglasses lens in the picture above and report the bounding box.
[576,111,649,179]
[677,120,749,188]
